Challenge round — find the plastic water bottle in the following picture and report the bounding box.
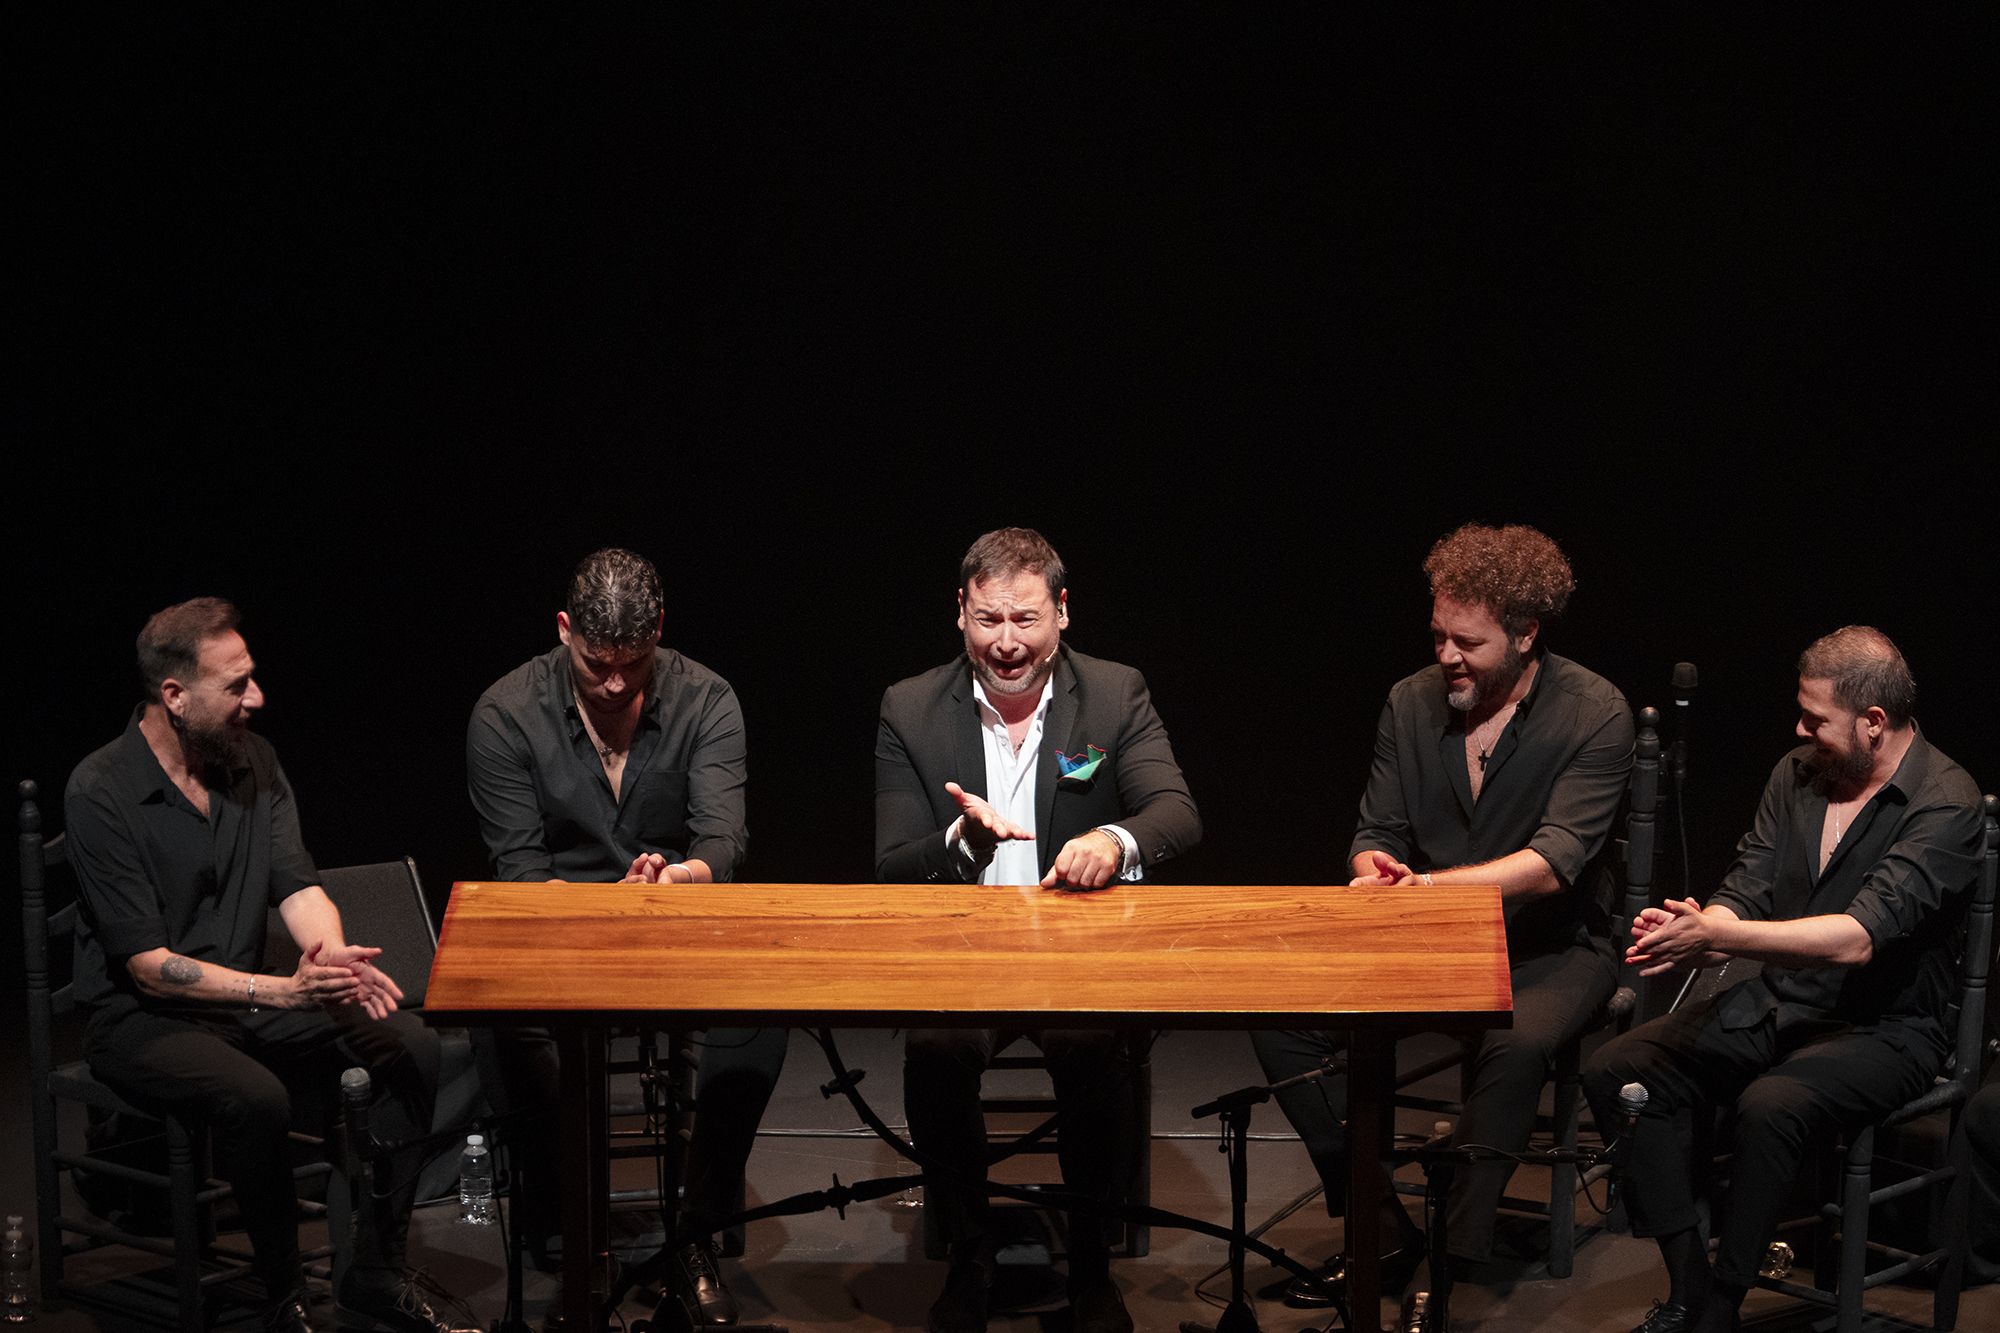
[1,1215,32,1323]
[457,1135,496,1227]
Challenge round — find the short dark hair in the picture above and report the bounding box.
[959,527,1066,602]
[1423,523,1575,638]
[1798,625,1916,727]
[137,597,241,701]
[566,548,664,650]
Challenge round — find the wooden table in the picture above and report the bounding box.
[426,881,1512,1332]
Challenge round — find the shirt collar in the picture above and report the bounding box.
[121,703,248,805]
[1437,652,1550,735]
[970,674,1055,728]
[550,644,670,738]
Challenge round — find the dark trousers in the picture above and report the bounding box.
[1251,939,1614,1262]
[85,998,440,1304]
[1582,990,1938,1288]
[477,1025,788,1248]
[903,1028,1135,1277]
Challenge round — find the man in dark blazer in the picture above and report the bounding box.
[875,527,1200,1333]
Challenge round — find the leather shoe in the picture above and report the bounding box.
[1067,1275,1134,1333]
[1629,1301,1692,1333]
[262,1291,315,1333]
[925,1254,990,1333]
[675,1240,739,1326]
[335,1272,481,1332]
[1283,1234,1426,1309]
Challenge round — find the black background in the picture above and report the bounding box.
[13,11,1995,919]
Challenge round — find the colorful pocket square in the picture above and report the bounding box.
[1056,744,1107,787]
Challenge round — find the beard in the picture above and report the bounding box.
[1808,732,1875,796]
[176,713,246,772]
[1446,642,1527,714]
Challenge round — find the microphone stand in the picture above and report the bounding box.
[342,1073,544,1333]
[1383,1133,1632,1333]
[1180,1085,1264,1333]
[1181,1061,1355,1333]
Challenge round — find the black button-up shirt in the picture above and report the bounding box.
[1711,730,1982,1050]
[1350,651,1635,955]
[466,644,749,883]
[66,707,321,1008]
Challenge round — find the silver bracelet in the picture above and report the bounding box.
[1419,872,1435,887]
[246,975,259,1012]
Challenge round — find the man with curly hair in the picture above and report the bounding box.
[1253,523,1633,1304]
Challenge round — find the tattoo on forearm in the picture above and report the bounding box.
[160,955,202,987]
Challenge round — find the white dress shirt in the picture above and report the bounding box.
[946,676,1140,884]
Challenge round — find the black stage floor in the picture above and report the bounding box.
[5,1027,1990,1332]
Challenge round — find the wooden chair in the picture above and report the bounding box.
[919,1032,1155,1260]
[1741,791,1998,1332]
[17,778,335,1331]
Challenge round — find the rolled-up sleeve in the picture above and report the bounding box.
[1350,700,1413,866]
[266,759,321,904]
[65,780,167,959]
[1843,795,1982,948]
[683,681,749,881]
[1526,696,1634,886]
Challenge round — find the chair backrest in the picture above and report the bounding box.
[264,858,437,1007]
[325,859,439,1007]
[17,780,72,1087]
[1603,707,1663,1019]
[1946,794,1999,1093]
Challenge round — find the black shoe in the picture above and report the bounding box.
[1067,1275,1134,1333]
[262,1291,315,1333]
[1629,1301,1692,1333]
[926,1254,990,1333]
[675,1241,739,1327]
[335,1270,481,1332]
[1283,1234,1426,1309]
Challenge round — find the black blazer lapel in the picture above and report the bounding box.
[950,669,988,806]
[1037,654,1081,871]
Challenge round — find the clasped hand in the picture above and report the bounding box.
[292,941,405,1020]
[1625,898,1728,976]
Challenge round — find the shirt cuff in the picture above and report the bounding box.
[1101,824,1143,882]
[945,817,992,876]
[99,913,169,957]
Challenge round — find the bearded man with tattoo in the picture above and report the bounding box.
[65,598,467,1333]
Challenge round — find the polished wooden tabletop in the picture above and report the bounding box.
[425,880,1512,1028]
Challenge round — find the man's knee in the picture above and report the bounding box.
[1039,1030,1128,1081]
[1474,1026,1560,1089]
[906,1029,990,1079]
[1582,1029,1646,1108]
[216,1064,295,1138]
[1732,1074,1829,1150]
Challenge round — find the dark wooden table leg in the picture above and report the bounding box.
[1347,1030,1390,1333]
[559,1024,609,1329]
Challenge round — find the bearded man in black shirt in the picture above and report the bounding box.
[67,598,464,1333]
[1253,523,1633,1304]
[1586,627,1982,1333]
